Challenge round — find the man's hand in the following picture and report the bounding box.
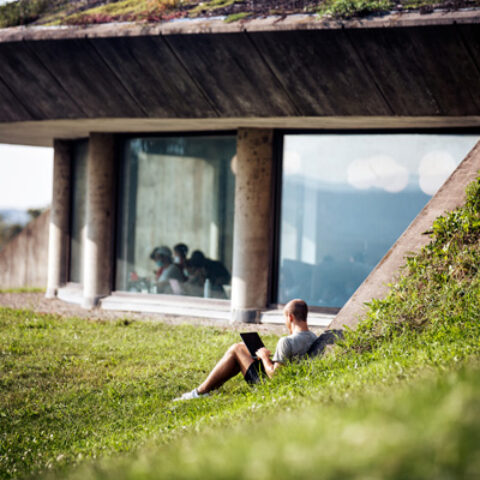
[255,347,282,379]
[255,347,271,361]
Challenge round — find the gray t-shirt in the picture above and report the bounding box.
[158,263,184,282]
[272,330,318,364]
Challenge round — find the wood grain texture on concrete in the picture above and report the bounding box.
[0,76,33,122]
[0,21,479,127]
[88,36,218,118]
[404,26,480,116]
[27,39,144,118]
[457,23,480,78]
[329,140,480,331]
[345,27,442,116]
[164,33,297,117]
[249,29,392,116]
[0,41,82,121]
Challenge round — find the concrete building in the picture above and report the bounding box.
[0,11,479,328]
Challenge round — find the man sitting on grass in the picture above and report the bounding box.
[174,299,317,401]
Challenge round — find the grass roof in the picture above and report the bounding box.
[1,0,479,29]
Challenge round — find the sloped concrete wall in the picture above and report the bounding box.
[0,209,50,289]
[330,140,480,331]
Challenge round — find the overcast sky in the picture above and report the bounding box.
[0,144,53,210]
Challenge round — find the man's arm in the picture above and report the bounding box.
[256,347,283,379]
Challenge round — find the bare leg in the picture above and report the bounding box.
[197,343,255,394]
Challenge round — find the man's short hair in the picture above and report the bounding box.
[174,243,188,257]
[284,299,308,322]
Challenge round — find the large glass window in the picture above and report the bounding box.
[69,140,88,284]
[278,133,479,309]
[116,135,236,299]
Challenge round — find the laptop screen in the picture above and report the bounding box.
[240,332,265,358]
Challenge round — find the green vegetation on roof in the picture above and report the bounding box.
[1,0,480,28]
[2,176,480,479]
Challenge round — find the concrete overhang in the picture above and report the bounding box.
[2,117,480,148]
[0,11,480,146]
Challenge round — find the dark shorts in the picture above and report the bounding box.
[244,359,266,385]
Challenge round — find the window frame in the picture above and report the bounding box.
[113,130,237,302]
[270,127,480,313]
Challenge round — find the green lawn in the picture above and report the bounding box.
[2,180,480,479]
[1,294,479,480]
[0,288,45,294]
[0,310,281,479]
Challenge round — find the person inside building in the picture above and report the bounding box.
[128,246,165,291]
[174,298,317,401]
[149,246,164,281]
[173,242,189,275]
[190,250,230,287]
[183,255,207,296]
[153,245,185,293]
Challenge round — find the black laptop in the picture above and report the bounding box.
[240,332,265,359]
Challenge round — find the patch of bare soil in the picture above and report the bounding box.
[0,292,301,335]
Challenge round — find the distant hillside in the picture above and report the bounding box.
[1,0,479,28]
[0,208,46,251]
[0,209,29,226]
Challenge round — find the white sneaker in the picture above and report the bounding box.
[173,388,209,402]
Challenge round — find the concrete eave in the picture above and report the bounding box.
[0,10,479,42]
[1,10,480,144]
[2,116,480,148]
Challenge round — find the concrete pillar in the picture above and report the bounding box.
[231,128,275,323]
[82,133,116,308]
[46,140,72,298]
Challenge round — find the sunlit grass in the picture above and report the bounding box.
[0,287,45,294]
[66,364,480,480]
[2,182,480,479]
[0,308,279,479]
[1,277,479,479]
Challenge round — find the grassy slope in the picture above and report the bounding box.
[66,367,480,480]
[1,179,480,479]
[1,0,480,28]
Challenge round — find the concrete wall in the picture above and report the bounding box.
[116,145,236,289]
[0,209,50,289]
[133,153,218,278]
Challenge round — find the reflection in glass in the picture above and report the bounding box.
[69,140,88,284]
[116,136,236,299]
[279,134,479,308]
